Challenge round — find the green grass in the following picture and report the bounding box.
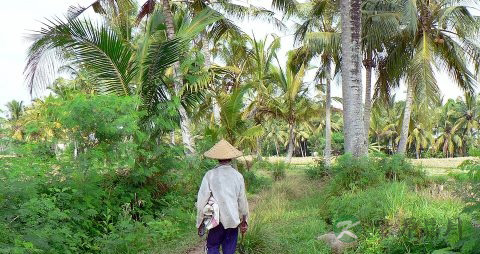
[238,175,330,254]
[243,156,473,176]
[168,157,475,254]
[412,157,473,176]
[238,157,474,254]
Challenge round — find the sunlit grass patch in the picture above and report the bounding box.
[239,175,329,254]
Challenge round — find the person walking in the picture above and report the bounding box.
[196,139,249,254]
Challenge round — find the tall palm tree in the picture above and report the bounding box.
[434,99,462,157]
[24,4,220,154]
[378,0,480,155]
[361,0,401,145]
[293,0,341,164]
[453,93,479,153]
[5,100,24,122]
[340,0,366,156]
[407,106,434,158]
[267,61,317,163]
[160,0,198,154]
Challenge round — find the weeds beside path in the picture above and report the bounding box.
[237,173,329,254]
[181,172,329,254]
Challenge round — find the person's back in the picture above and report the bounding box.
[196,139,249,254]
[197,164,248,229]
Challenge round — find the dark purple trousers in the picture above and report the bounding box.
[206,223,238,254]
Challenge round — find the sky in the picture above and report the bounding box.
[0,0,471,114]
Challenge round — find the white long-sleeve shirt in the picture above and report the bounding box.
[196,164,249,229]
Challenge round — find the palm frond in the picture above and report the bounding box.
[25,18,136,96]
[271,0,299,17]
[177,8,223,39]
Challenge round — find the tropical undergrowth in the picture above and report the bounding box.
[239,154,479,254]
[0,94,272,254]
[315,154,480,254]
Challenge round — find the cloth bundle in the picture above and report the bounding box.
[202,195,219,230]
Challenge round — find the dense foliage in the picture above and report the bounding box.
[1,0,480,253]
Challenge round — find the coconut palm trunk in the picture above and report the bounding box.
[363,53,373,146]
[256,137,263,160]
[340,0,367,157]
[201,33,221,125]
[285,123,295,163]
[397,82,414,155]
[162,0,195,154]
[324,78,332,166]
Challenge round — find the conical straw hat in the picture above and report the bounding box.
[204,139,243,160]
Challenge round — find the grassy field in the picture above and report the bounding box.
[166,155,476,253]
[411,157,474,176]
[238,174,330,254]
[241,156,474,176]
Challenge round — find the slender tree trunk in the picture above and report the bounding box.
[256,137,263,161]
[363,52,373,147]
[340,0,367,157]
[285,123,295,163]
[275,139,280,157]
[74,140,78,158]
[162,0,195,154]
[304,141,308,156]
[397,82,414,154]
[201,33,221,126]
[212,98,221,125]
[300,141,305,157]
[324,78,332,166]
[389,137,393,154]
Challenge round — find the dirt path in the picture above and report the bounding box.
[185,240,206,254]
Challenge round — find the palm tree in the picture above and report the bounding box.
[24,4,220,154]
[243,34,282,159]
[293,0,341,164]
[371,95,402,153]
[267,61,317,163]
[434,99,463,157]
[263,119,287,157]
[5,100,25,140]
[138,0,288,126]
[378,0,480,155]
[340,0,366,156]
[208,85,263,152]
[453,93,479,153]
[435,121,463,158]
[5,100,24,122]
[407,108,434,158]
[361,0,401,145]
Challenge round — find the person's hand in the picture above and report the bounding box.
[240,220,248,234]
[198,224,205,236]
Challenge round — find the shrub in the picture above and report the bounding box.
[239,169,271,194]
[250,159,274,171]
[377,154,430,187]
[327,181,466,253]
[327,154,385,195]
[270,162,287,181]
[306,159,330,180]
[468,146,480,157]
